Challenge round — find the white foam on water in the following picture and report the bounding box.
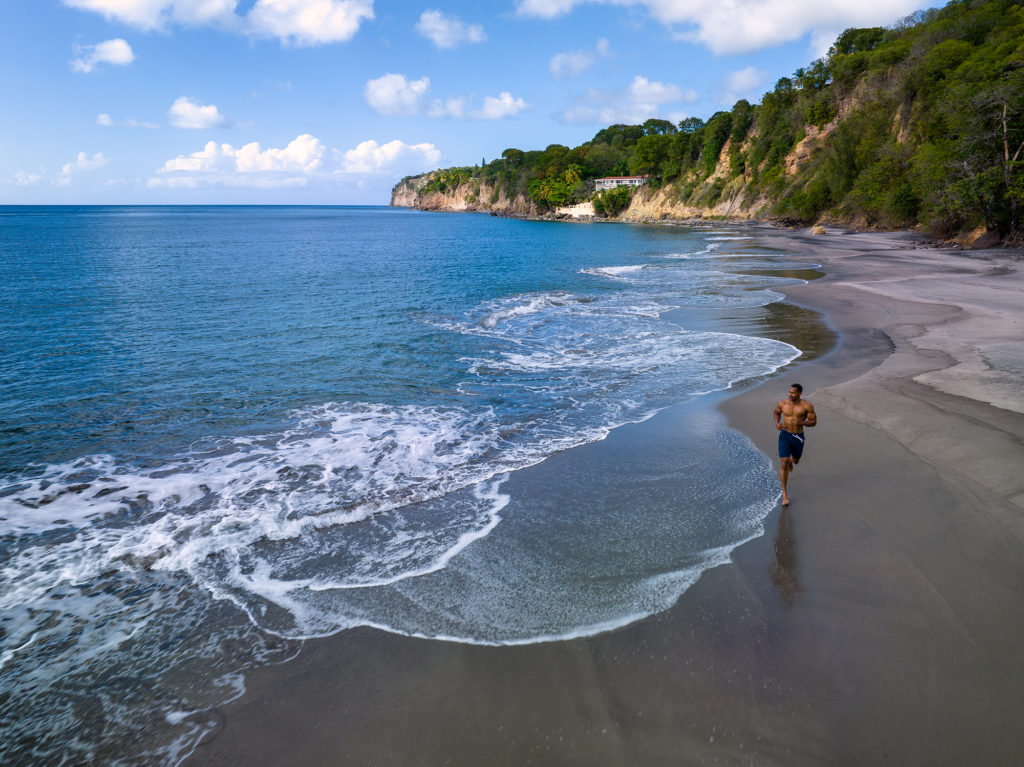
[477,290,577,329]
[579,264,647,281]
[204,415,784,647]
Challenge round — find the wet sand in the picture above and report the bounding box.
[186,229,1024,766]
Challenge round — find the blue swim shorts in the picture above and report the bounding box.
[778,429,805,460]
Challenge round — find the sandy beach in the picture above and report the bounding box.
[186,228,1024,766]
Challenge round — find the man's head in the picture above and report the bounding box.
[789,383,803,401]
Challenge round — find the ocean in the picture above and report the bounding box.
[0,206,819,763]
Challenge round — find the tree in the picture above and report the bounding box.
[830,26,885,56]
[630,134,673,178]
[642,118,677,135]
[501,148,525,169]
[678,117,704,134]
[592,186,631,216]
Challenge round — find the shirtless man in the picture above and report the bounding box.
[773,383,817,506]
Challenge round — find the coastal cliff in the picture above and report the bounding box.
[390,140,777,224]
[391,0,1023,242]
[391,175,543,217]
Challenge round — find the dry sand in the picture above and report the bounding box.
[186,229,1024,766]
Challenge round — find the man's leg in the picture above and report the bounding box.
[780,456,792,506]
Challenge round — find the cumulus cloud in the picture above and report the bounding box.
[248,0,374,45]
[415,9,485,49]
[341,139,441,173]
[477,92,528,119]
[516,0,577,18]
[152,134,324,187]
[62,152,109,174]
[366,73,527,119]
[71,38,135,73]
[12,153,109,187]
[63,0,375,46]
[562,74,697,124]
[56,152,110,186]
[516,0,926,54]
[550,37,613,79]
[629,74,690,104]
[718,66,766,103]
[63,0,238,30]
[168,97,228,129]
[365,74,431,116]
[149,134,440,188]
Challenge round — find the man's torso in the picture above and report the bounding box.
[779,400,810,433]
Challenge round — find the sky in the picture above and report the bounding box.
[0,0,933,205]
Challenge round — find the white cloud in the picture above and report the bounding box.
[63,0,374,46]
[12,153,109,188]
[62,152,109,174]
[248,0,374,45]
[150,134,439,188]
[724,66,765,94]
[477,92,528,119]
[56,152,110,185]
[15,171,46,186]
[562,74,697,124]
[427,97,467,118]
[550,50,594,79]
[809,29,841,58]
[152,134,324,187]
[168,97,228,129]
[366,74,526,120]
[629,75,690,104]
[341,139,441,173]
[516,0,926,54]
[415,9,485,49]
[97,113,159,128]
[63,0,238,30]
[550,38,613,79]
[718,66,766,103]
[516,0,578,18]
[71,38,135,73]
[365,74,431,116]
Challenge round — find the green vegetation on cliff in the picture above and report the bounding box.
[397,0,1024,240]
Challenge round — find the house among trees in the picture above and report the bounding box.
[595,175,649,191]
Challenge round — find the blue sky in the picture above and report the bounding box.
[1,0,931,204]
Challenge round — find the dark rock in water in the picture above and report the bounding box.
[971,230,1002,250]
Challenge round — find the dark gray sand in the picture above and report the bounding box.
[187,229,1024,766]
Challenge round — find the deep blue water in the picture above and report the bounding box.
[0,206,813,764]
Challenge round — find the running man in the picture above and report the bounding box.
[773,383,817,506]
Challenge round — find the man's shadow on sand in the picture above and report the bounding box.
[771,507,799,606]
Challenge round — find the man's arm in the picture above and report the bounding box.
[804,401,817,427]
[773,401,784,430]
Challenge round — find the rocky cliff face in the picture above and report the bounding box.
[391,174,544,217]
[391,137,787,223]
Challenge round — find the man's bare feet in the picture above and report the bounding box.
[781,494,790,507]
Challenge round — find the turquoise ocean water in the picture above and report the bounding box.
[0,206,813,763]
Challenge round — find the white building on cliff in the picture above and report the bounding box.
[595,175,649,191]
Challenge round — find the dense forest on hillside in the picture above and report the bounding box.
[401,0,1024,240]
